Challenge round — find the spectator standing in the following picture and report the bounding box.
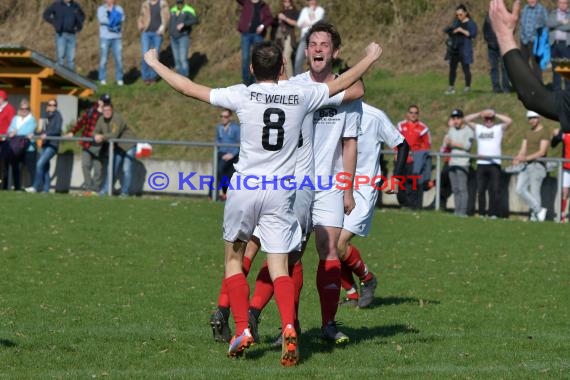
[276,0,300,79]
[97,0,125,86]
[519,0,548,83]
[444,109,474,217]
[215,109,240,200]
[138,0,170,85]
[293,0,325,75]
[95,102,137,197]
[43,0,85,71]
[551,127,570,222]
[3,99,37,191]
[514,110,550,221]
[464,108,512,218]
[547,0,570,91]
[396,105,432,210]
[168,0,198,77]
[236,0,273,85]
[26,100,62,193]
[66,94,108,193]
[0,90,16,186]
[484,13,511,93]
[444,4,478,95]
[0,90,16,137]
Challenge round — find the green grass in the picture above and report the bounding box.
[1,193,569,378]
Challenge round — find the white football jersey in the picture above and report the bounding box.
[358,103,404,180]
[210,81,330,181]
[290,72,362,186]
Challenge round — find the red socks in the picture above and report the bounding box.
[344,245,373,283]
[273,275,296,330]
[562,198,568,220]
[250,261,274,310]
[225,273,250,335]
[316,259,341,326]
[217,257,253,309]
[340,259,356,291]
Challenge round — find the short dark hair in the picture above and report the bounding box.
[305,21,341,51]
[251,41,283,82]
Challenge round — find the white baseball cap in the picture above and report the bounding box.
[526,110,540,118]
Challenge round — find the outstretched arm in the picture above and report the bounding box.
[144,49,211,103]
[490,0,562,123]
[327,42,382,97]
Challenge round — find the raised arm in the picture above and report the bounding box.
[495,112,512,130]
[326,42,382,97]
[144,49,211,103]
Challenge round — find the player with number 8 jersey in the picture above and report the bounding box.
[144,39,382,365]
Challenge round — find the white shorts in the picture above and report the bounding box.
[312,187,344,228]
[294,187,314,238]
[252,187,314,243]
[223,177,301,254]
[343,185,379,237]
[564,169,570,188]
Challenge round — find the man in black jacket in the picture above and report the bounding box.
[43,0,85,71]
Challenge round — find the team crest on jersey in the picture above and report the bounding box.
[314,107,339,125]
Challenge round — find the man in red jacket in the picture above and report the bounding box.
[236,0,273,85]
[396,104,432,209]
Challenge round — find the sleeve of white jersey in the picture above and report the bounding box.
[303,82,331,114]
[210,84,245,111]
[342,100,362,138]
[377,110,404,149]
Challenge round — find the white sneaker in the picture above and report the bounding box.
[117,80,124,86]
[25,186,36,193]
[536,207,547,222]
[100,80,107,85]
[463,86,471,93]
[444,87,455,95]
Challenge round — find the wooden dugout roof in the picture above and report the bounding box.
[0,44,96,119]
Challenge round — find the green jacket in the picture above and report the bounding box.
[168,4,198,38]
[94,111,137,152]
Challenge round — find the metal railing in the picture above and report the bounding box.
[3,134,569,220]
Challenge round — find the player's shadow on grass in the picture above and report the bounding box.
[246,323,419,362]
[366,295,441,309]
[0,339,17,348]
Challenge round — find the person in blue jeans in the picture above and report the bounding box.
[94,102,138,196]
[137,0,170,84]
[168,0,198,77]
[97,0,125,86]
[26,99,62,193]
[236,0,273,85]
[43,0,85,71]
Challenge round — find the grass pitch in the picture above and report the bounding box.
[0,193,569,379]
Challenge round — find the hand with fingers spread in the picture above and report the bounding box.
[489,0,521,55]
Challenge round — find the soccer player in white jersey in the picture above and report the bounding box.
[291,20,363,343]
[144,40,381,365]
[338,102,409,309]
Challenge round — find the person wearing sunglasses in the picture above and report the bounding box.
[3,99,37,191]
[444,4,478,95]
[26,100,62,193]
[464,108,512,218]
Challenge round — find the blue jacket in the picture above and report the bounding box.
[43,110,63,150]
[445,18,478,64]
[8,114,37,152]
[43,0,85,34]
[533,27,551,70]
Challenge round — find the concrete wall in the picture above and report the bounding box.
[51,152,562,219]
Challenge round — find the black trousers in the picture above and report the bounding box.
[476,164,501,217]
